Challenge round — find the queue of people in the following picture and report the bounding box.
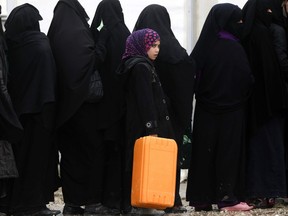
[1,0,288,215]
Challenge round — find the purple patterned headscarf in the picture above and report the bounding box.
[122,28,160,60]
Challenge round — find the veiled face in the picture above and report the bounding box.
[147,40,160,61]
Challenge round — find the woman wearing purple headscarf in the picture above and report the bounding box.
[117,28,175,213]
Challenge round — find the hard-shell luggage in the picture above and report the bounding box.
[131,136,178,209]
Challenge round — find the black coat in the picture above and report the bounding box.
[117,56,174,170]
[270,0,288,81]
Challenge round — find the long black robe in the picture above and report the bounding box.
[270,0,288,195]
[242,0,288,199]
[48,0,109,206]
[90,0,130,132]
[90,0,130,209]
[48,0,96,128]
[4,3,58,214]
[133,4,195,206]
[186,4,253,205]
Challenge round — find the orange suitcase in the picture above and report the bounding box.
[131,136,178,209]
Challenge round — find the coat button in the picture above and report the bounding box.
[166,116,169,120]
[163,99,166,104]
[146,122,152,128]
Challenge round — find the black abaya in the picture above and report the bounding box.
[186,4,253,206]
[242,0,288,199]
[90,0,130,132]
[48,0,109,207]
[90,0,130,209]
[48,0,96,128]
[4,3,58,214]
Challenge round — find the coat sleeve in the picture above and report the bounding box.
[270,23,288,80]
[130,63,159,135]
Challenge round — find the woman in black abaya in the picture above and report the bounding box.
[270,0,288,198]
[242,0,288,208]
[133,5,195,213]
[186,3,254,211]
[4,4,59,216]
[90,0,130,211]
[48,0,117,215]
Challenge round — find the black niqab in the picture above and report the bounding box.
[242,0,273,38]
[48,0,95,127]
[133,4,187,64]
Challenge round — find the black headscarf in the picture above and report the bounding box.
[5,3,42,40]
[5,3,57,126]
[90,0,130,131]
[133,4,187,64]
[192,3,243,70]
[242,0,274,38]
[91,0,124,32]
[48,0,96,127]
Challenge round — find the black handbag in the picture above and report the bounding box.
[0,140,18,179]
[86,70,104,103]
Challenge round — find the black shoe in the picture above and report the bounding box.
[164,206,187,213]
[193,204,212,212]
[63,205,84,215]
[84,204,120,215]
[13,207,61,216]
[247,198,275,209]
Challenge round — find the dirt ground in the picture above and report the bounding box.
[48,182,288,216]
